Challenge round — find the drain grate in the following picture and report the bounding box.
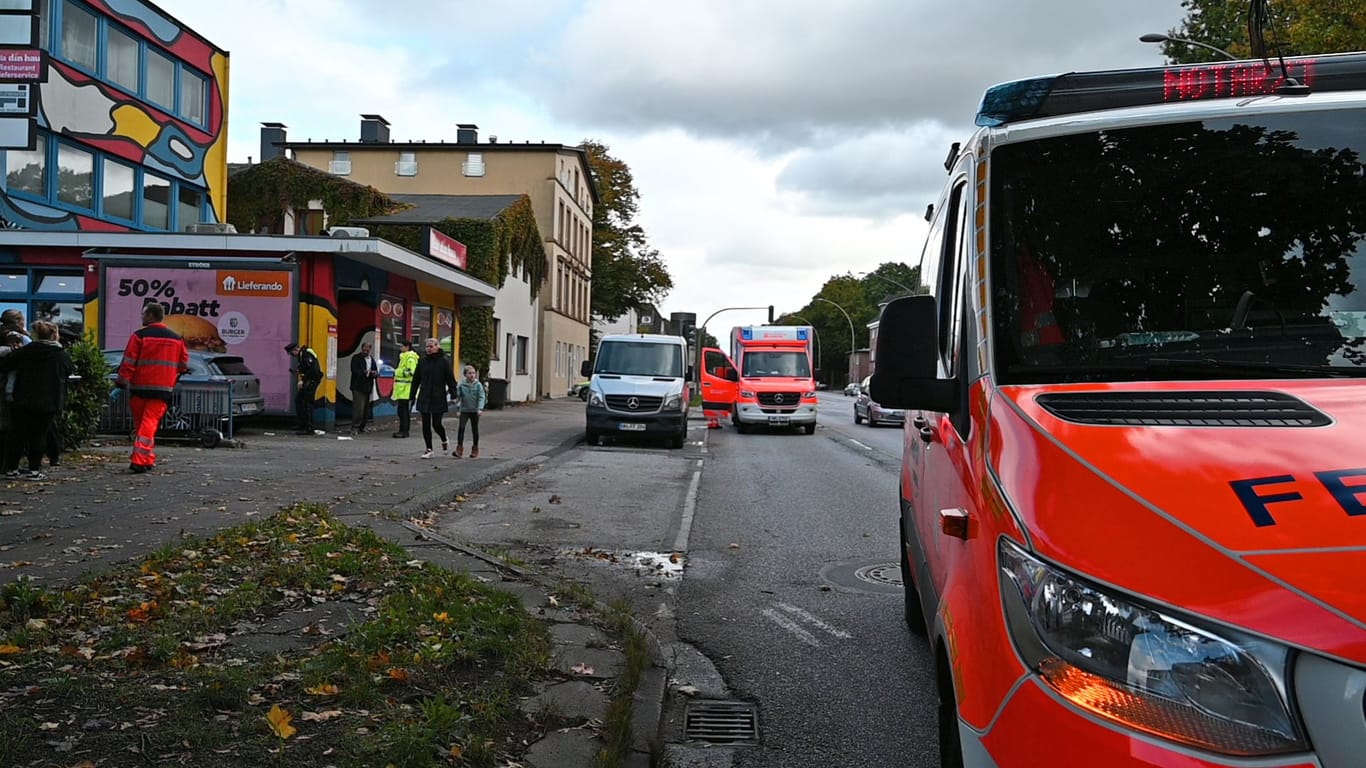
[684,700,759,745]
[854,563,903,588]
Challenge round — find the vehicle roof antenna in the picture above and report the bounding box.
[1248,0,1311,96]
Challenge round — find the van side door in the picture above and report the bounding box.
[699,347,738,411]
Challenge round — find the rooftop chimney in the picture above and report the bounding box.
[260,122,287,161]
[360,114,390,144]
[456,123,479,144]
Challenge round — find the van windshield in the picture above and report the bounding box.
[595,341,684,377]
[989,107,1366,384]
[742,351,811,378]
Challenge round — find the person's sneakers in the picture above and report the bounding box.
[453,445,463,458]
[441,441,449,453]
[421,449,433,459]
[26,471,45,480]
[312,429,326,436]
[4,469,20,478]
[129,464,152,474]
[471,446,480,459]
[392,432,408,438]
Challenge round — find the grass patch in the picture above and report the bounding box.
[0,503,557,767]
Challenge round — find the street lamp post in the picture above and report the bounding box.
[813,297,856,353]
[696,305,770,384]
[785,313,821,374]
[859,271,914,295]
[1139,33,1237,61]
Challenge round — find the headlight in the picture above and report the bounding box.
[803,390,817,398]
[662,393,682,411]
[588,391,604,407]
[739,389,755,399]
[998,539,1303,756]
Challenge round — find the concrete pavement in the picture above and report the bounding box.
[0,397,669,767]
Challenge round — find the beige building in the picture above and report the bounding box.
[279,118,597,399]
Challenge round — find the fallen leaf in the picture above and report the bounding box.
[299,710,343,722]
[549,494,562,504]
[0,644,21,655]
[305,683,341,696]
[570,663,595,675]
[388,668,410,682]
[266,704,296,739]
[546,595,559,608]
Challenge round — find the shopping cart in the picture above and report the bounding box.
[100,380,236,448]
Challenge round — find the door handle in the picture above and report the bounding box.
[912,415,927,428]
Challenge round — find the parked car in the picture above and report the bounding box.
[102,349,266,419]
[853,375,903,426]
[569,379,590,401]
[843,382,860,397]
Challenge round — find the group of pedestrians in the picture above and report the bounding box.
[290,337,485,459]
[0,309,71,479]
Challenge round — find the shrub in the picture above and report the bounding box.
[58,332,112,450]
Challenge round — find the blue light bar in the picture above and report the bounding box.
[742,328,753,340]
[798,329,808,340]
[975,51,1366,127]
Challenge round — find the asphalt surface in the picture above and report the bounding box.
[0,397,663,768]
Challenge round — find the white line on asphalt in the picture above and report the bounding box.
[672,465,703,553]
[776,602,852,639]
[849,439,872,451]
[761,607,822,647]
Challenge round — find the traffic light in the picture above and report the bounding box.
[768,305,775,323]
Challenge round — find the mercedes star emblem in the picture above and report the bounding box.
[774,394,785,404]
[627,397,640,410]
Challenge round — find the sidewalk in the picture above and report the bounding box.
[0,397,665,767]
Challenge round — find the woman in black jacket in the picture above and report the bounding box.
[0,321,72,479]
[408,338,457,459]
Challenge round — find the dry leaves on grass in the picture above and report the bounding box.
[266,704,296,739]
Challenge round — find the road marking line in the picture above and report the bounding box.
[761,607,821,647]
[672,468,703,553]
[849,439,872,451]
[776,602,852,639]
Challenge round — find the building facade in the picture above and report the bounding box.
[280,119,597,399]
[0,0,229,337]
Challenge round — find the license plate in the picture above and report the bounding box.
[618,422,646,431]
[239,402,258,413]
[767,415,791,425]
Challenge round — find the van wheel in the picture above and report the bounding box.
[899,515,927,636]
[584,428,600,446]
[938,647,965,768]
[200,428,223,449]
[670,430,685,449]
[579,388,590,401]
[733,408,749,434]
[803,423,815,435]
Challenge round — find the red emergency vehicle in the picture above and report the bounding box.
[698,325,817,434]
[873,51,1366,767]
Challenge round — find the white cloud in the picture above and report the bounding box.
[158,0,1189,320]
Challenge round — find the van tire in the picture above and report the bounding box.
[803,423,815,435]
[670,430,685,449]
[937,646,965,768]
[585,428,600,446]
[733,408,749,434]
[899,515,927,635]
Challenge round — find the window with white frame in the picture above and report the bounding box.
[329,150,351,175]
[516,336,529,374]
[462,152,484,177]
[395,151,417,177]
[490,318,501,360]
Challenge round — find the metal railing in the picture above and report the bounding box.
[100,380,236,448]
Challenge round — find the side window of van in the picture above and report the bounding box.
[918,180,968,370]
[944,184,971,378]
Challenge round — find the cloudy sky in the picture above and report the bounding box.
[158,0,1189,328]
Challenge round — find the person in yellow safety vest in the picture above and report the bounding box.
[391,340,420,438]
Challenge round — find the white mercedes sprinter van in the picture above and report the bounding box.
[581,334,691,448]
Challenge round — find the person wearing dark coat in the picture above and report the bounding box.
[0,321,72,479]
[348,341,378,435]
[408,338,457,459]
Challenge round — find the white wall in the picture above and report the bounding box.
[483,259,539,403]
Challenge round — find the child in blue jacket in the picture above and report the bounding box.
[453,365,486,457]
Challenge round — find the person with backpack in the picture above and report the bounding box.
[452,364,486,458]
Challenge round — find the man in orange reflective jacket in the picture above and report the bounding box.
[115,302,189,474]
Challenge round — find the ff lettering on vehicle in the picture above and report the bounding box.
[1230,467,1366,526]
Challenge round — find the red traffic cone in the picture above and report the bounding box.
[706,410,721,429]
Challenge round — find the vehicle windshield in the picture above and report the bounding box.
[594,341,684,377]
[990,107,1366,384]
[742,351,811,378]
[211,357,254,376]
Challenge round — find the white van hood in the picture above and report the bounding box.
[594,375,685,398]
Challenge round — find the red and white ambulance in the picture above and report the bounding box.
[872,51,1366,767]
[698,325,817,434]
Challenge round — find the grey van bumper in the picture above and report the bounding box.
[587,406,686,435]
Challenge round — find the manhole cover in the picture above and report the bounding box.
[819,560,904,595]
[684,700,758,745]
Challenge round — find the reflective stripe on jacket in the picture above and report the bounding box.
[117,323,190,402]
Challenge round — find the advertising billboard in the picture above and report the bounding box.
[102,264,296,414]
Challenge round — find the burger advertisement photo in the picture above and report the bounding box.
[102,263,296,413]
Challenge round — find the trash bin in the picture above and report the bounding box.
[486,378,508,409]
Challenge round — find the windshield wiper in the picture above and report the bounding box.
[1147,357,1366,378]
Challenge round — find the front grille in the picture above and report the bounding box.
[756,391,801,408]
[1036,391,1330,427]
[605,394,663,412]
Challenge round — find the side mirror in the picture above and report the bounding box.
[869,295,960,412]
[579,360,591,378]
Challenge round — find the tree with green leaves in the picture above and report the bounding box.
[582,140,673,324]
[1161,0,1366,63]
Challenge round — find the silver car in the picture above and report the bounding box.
[103,349,266,419]
[853,375,904,427]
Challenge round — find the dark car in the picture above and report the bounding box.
[103,349,266,419]
[853,375,904,427]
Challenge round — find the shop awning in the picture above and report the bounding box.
[0,230,498,306]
